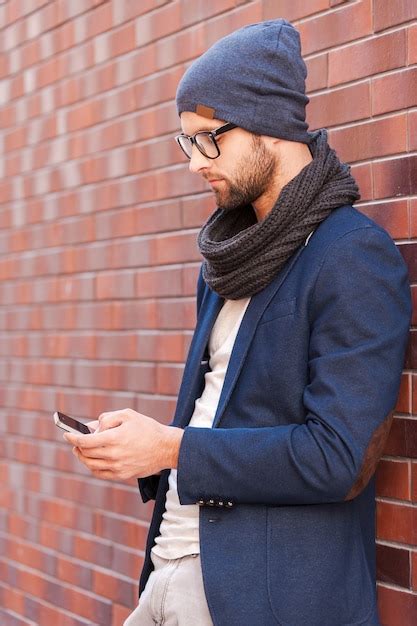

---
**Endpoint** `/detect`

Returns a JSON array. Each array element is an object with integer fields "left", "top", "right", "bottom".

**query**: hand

[{"left": 63, "top": 408, "right": 183, "bottom": 481}]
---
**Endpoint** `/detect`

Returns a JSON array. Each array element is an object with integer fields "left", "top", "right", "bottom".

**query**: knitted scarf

[{"left": 197, "top": 129, "right": 360, "bottom": 300}]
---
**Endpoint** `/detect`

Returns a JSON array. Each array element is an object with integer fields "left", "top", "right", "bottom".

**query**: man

[{"left": 65, "top": 19, "right": 412, "bottom": 626}]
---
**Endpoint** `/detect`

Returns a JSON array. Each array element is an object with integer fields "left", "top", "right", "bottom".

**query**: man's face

[{"left": 180, "top": 111, "right": 278, "bottom": 212}]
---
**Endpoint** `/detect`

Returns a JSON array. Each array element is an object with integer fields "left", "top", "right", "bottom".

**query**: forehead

[{"left": 180, "top": 111, "right": 226, "bottom": 134}]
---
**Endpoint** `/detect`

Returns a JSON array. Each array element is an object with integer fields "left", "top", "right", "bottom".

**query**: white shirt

[{"left": 152, "top": 296, "right": 251, "bottom": 560}]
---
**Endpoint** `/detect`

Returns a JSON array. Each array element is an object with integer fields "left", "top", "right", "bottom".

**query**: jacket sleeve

[
  {"left": 176, "top": 228, "right": 412, "bottom": 507},
  {"left": 137, "top": 264, "right": 206, "bottom": 503}
]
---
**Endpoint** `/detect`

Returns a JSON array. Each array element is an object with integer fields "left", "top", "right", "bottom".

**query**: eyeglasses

[{"left": 175, "top": 122, "right": 237, "bottom": 159}]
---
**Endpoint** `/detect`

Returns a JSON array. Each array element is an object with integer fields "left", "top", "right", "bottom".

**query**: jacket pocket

[
  {"left": 259, "top": 298, "right": 297, "bottom": 325},
  {"left": 266, "top": 503, "right": 376, "bottom": 626}
]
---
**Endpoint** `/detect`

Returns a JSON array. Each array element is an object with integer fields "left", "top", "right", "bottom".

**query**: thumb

[{"left": 97, "top": 411, "right": 125, "bottom": 432}]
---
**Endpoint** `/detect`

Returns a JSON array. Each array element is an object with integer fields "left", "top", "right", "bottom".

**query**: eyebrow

[{"left": 182, "top": 126, "right": 218, "bottom": 135}]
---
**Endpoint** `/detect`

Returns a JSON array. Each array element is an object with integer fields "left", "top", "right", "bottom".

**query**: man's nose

[{"left": 188, "top": 144, "right": 210, "bottom": 174}]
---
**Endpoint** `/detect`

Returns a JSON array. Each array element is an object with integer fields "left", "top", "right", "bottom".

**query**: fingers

[
  {"left": 72, "top": 447, "right": 126, "bottom": 481},
  {"left": 98, "top": 409, "right": 129, "bottom": 431},
  {"left": 63, "top": 409, "right": 127, "bottom": 448},
  {"left": 64, "top": 427, "right": 116, "bottom": 450},
  {"left": 72, "top": 446, "right": 114, "bottom": 468}
]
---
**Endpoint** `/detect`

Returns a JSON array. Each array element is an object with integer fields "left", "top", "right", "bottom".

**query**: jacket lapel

[
  {"left": 212, "top": 246, "right": 305, "bottom": 428},
  {"left": 173, "top": 245, "right": 305, "bottom": 429},
  {"left": 172, "top": 289, "right": 224, "bottom": 428}
]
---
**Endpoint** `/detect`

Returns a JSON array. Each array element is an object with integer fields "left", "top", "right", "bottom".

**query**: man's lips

[{"left": 207, "top": 178, "right": 223, "bottom": 185}]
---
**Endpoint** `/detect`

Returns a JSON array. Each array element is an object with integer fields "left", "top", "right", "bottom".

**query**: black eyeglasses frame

[{"left": 175, "top": 122, "right": 238, "bottom": 160}]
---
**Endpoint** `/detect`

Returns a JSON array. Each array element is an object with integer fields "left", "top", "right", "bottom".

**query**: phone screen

[{"left": 55, "top": 411, "right": 91, "bottom": 435}]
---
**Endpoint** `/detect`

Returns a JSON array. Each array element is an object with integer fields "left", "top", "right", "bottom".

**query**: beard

[{"left": 214, "top": 136, "right": 277, "bottom": 212}]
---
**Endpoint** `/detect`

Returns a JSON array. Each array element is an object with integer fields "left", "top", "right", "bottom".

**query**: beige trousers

[{"left": 124, "top": 551, "right": 214, "bottom": 626}]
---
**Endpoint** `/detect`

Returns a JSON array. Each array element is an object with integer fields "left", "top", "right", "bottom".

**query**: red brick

[
  {"left": 384, "top": 417, "right": 417, "bottom": 458},
  {"left": 20, "top": 38, "right": 41, "bottom": 69},
  {"left": 113, "top": 300, "right": 158, "bottom": 330},
  {"left": 329, "top": 30, "right": 406, "bottom": 87},
  {"left": 409, "top": 110, "right": 417, "bottom": 151},
  {"left": 136, "top": 268, "right": 180, "bottom": 299},
  {"left": 86, "top": 1, "right": 113, "bottom": 39},
  {"left": 358, "top": 200, "right": 409, "bottom": 240},
  {"left": 350, "top": 163, "right": 372, "bottom": 202},
  {"left": 95, "top": 332, "right": 137, "bottom": 360},
  {"left": 413, "top": 375, "right": 417, "bottom": 416},
  {"left": 113, "top": 0, "right": 170, "bottom": 27},
  {"left": 305, "top": 53, "right": 328, "bottom": 93},
  {"left": 410, "top": 199, "right": 417, "bottom": 240},
  {"left": 307, "top": 82, "right": 370, "bottom": 129},
  {"left": 411, "top": 547, "right": 417, "bottom": 590},
  {"left": 80, "top": 155, "right": 106, "bottom": 185},
  {"left": 111, "top": 23, "right": 136, "bottom": 57},
  {"left": 394, "top": 373, "right": 412, "bottom": 414},
  {"left": 411, "top": 287, "right": 417, "bottom": 326},
  {"left": 119, "top": 362, "right": 156, "bottom": 393},
  {"left": 93, "top": 569, "right": 135, "bottom": 605},
  {"left": 0, "top": 104, "right": 15, "bottom": 129},
  {"left": 329, "top": 114, "right": 407, "bottom": 164},
  {"left": 5, "top": 127, "right": 26, "bottom": 153},
  {"left": 374, "top": 0, "right": 417, "bottom": 32},
  {"left": 156, "top": 21, "right": 207, "bottom": 68},
  {"left": 56, "top": 555, "right": 92, "bottom": 588},
  {"left": 135, "top": 65, "right": 184, "bottom": 109},
  {"left": 376, "top": 543, "right": 410, "bottom": 588},
  {"left": 412, "top": 462, "right": 417, "bottom": 503},
  {"left": 377, "top": 585, "right": 417, "bottom": 626},
  {"left": 56, "top": 76, "right": 83, "bottom": 107},
  {"left": 133, "top": 394, "right": 177, "bottom": 425},
  {"left": 137, "top": 201, "right": 183, "bottom": 235},
  {"left": 180, "top": 0, "right": 235, "bottom": 28},
  {"left": 373, "top": 156, "right": 417, "bottom": 200},
  {"left": 10, "top": 75, "right": 24, "bottom": 99},
  {"left": 263, "top": 0, "right": 329, "bottom": 21},
  {"left": 96, "top": 270, "right": 136, "bottom": 300},
  {"left": 405, "top": 328, "right": 417, "bottom": 369},
  {"left": 0, "top": 53, "right": 7, "bottom": 79},
  {"left": 377, "top": 500, "right": 417, "bottom": 544},
  {"left": 156, "top": 363, "right": 184, "bottom": 395},
  {"left": 113, "top": 603, "right": 133, "bottom": 626},
  {"left": 154, "top": 231, "right": 200, "bottom": 264},
  {"left": 54, "top": 20, "right": 75, "bottom": 54},
  {"left": 408, "top": 24, "right": 417, "bottom": 64},
  {"left": 297, "top": 0, "right": 372, "bottom": 55},
  {"left": 229, "top": 1, "right": 263, "bottom": 31},
  {"left": 136, "top": 330, "right": 186, "bottom": 362},
  {"left": 182, "top": 194, "right": 215, "bottom": 228},
  {"left": 93, "top": 62, "right": 116, "bottom": 95},
  {"left": 136, "top": 2, "right": 181, "bottom": 47},
  {"left": 5, "top": 153, "right": 22, "bottom": 178},
  {"left": 372, "top": 68, "right": 417, "bottom": 116},
  {"left": 376, "top": 459, "right": 411, "bottom": 500},
  {"left": 73, "top": 534, "right": 113, "bottom": 569},
  {"left": 37, "top": 55, "right": 67, "bottom": 89},
  {"left": 67, "top": 100, "right": 101, "bottom": 132},
  {"left": 156, "top": 298, "right": 196, "bottom": 329},
  {"left": 94, "top": 512, "right": 149, "bottom": 549}
]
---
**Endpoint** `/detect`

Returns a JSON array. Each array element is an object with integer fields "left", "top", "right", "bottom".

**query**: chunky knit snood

[{"left": 197, "top": 129, "right": 360, "bottom": 299}]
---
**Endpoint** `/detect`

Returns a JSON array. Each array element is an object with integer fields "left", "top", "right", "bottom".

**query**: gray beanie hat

[{"left": 176, "top": 19, "right": 311, "bottom": 144}]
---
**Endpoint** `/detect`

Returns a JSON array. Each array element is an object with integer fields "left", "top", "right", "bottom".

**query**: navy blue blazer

[{"left": 138, "top": 205, "right": 411, "bottom": 626}]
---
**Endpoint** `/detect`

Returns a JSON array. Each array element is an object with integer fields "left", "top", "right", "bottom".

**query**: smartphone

[{"left": 53, "top": 411, "right": 91, "bottom": 435}]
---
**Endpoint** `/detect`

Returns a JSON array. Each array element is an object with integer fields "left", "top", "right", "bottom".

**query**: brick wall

[{"left": 0, "top": 0, "right": 415, "bottom": 624}]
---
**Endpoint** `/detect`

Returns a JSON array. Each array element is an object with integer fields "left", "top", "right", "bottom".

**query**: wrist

[{"left": 161, "top": 426, "right": 184, "bottom": 469}]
